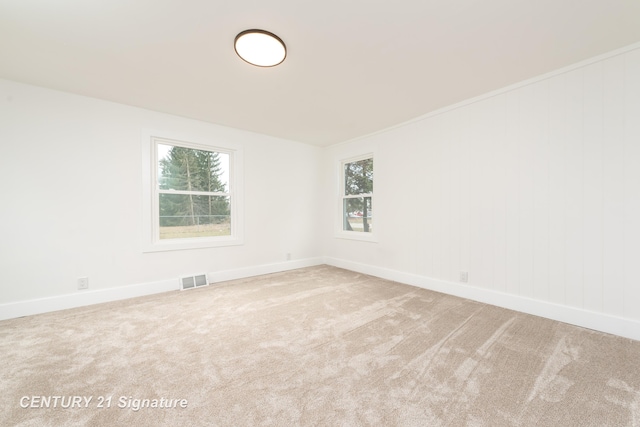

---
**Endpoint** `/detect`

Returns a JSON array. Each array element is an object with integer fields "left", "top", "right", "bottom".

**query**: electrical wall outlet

[
  {"left": 78, "top": 277, "right": 89, "bottom": 290},
  {"left": 286, "top": 253, "right": 291, "bottom": 261},
  {"left": 460, "top": 272, "right": 468, "bottom": 283}
]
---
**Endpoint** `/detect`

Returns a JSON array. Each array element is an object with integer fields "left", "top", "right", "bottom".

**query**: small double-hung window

[{"left": 340, "top": 155, "right": 374, "bottom": 238}]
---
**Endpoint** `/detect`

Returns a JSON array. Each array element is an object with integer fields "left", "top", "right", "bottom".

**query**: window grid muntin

[
  {"left": 152, "top": 138, "right": 234, "bottom": 243},
  {"left": 340, "top": 155, "right": 374, "bottom": 234}
]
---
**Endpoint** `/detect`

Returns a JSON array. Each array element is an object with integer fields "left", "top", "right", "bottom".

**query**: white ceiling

[{"left": 2, "top": 1, "right": 640, "bottom": 146}]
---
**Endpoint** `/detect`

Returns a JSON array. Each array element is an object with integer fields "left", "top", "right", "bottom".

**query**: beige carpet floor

[{"left": 1, "top": 265, "right": 640, "bottom": 426}]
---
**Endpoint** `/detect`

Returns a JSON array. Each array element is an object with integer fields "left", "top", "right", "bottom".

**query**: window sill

[
  {"left": 142, "top": 236, "right": 244, "bottom": 253},
  {"left": 334, "top": 231, "right": 378, "bottom": 243}
]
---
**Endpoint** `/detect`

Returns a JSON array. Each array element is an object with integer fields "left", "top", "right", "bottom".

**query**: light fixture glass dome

[{"left": 234, "top": 29, "right": 286, "bottom": 67}]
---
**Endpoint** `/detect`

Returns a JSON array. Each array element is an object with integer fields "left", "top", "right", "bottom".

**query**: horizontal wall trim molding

[
  {"left": 324, "top": 257, "right": 640, "bottom": 342},
  {"left": 0, "top": 257, "right": 325, "bottom": 321}
]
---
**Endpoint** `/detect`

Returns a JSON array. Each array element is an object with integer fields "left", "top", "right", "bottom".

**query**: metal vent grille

[{"left": 180, "top": 274, "right": 209, "bottom": 290}]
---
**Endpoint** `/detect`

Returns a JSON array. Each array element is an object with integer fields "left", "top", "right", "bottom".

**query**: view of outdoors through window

[
  {"left": 343, "top": 157, "right": 373, "bottom": 233},
  {"left": 157, "top": 143, "right": 231, "bottom": 240}
]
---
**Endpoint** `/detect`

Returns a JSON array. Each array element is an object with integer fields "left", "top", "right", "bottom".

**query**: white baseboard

[
  {"left": 0, "top": 257, "right": 325, "bottom": 321},
  {"left": 324, "top": 257, "right": 640, "bottom": 342},
  {"left": 0, "top": 278, "right": 178, "bottom": 321},
  {"left": 5, "top": 256, "right": 636, "bottom": 342},
  {"left": 208, "top": 257, "right": 325, "bottom": 283}
]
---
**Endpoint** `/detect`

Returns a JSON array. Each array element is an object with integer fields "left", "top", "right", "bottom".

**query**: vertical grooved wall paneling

[{"left": 327, "top": 46, "right": 640, "bottom": 322}]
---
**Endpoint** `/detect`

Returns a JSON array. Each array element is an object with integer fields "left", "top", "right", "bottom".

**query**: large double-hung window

[
  {"left": 142, "top": 132, "right": 243, "bottom": 251},
  {"left": 157, "top": 142, "right": 230, "bottom": 239}
]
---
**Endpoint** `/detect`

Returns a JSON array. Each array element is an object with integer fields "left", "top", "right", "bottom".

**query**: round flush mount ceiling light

[{"left": 234, "top": 29, "right": 286, "bottom": 67}]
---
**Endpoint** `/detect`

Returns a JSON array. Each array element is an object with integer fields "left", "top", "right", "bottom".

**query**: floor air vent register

[{"left": 180, "top": 274, "right": 209, "bottom": 290}]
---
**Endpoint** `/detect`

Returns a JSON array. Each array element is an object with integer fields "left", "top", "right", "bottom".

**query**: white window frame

[
  {"left": 141, "top": 130, "right": 244, "bottom": 252},
  {"left": 336, "top": 152, "right": 377, "bottom": 242}
]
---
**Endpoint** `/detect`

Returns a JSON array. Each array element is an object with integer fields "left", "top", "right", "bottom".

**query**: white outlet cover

[{"left": 78, "top": 277, "right": 89, "bottom": 289}]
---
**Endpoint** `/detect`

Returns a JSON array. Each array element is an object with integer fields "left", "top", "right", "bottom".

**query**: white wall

[
  {"left": 2, "top": 43, "right": 640, "bottom": 341},
  {"left": 0, "top": 79, "right": 322, "bottom": 312},
  {"left": 322, "top": 44, "right": 640, "bottom": 339}
]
